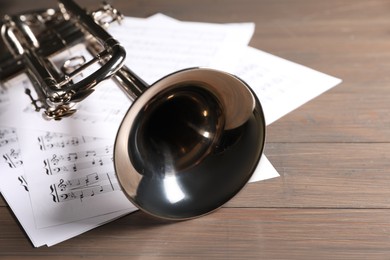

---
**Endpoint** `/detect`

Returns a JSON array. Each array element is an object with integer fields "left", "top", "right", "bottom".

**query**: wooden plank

[
  {"left": 266, "top": 90, "right": 390, "bottom": 143},
  {"left": 249, "top": 1, "right": 390, "bottom": 143},
  {"left": 0, "top": 195, "right": 6, "bottom": 207},
  {"left": 1, "top": 207, "right": 390, "bottom": 259},
  {"left": 258, "top": 19, "right": 390, "bottom": 142},
  {"left": 229, "top": 143, "right": 390, "bottom": 208}
]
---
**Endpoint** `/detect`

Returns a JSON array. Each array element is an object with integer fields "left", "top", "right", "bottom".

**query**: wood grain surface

[{"left": 1, "top": 0, "right": 390, "bottom": 259}]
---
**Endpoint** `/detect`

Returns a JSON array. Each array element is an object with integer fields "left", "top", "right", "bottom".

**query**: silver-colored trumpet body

[{"left": 0, "top": 0, "right": 266, "bottom": 220}]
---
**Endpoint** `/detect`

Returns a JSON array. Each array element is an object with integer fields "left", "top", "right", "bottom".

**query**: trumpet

[{"left": 0, "top": 0, "right": 266, "bottom": 220}]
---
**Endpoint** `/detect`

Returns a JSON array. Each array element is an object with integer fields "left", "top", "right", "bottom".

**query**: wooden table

[{"left": 1, "top": 0, "right": 390, "bottom": 258}]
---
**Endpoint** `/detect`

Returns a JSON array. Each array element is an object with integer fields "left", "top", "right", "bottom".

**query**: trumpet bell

[{"left": 114, "top": 68, "right": 266, "bottom": 220}]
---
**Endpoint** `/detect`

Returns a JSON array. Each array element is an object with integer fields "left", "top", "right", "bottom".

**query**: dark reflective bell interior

[
  {"left": 131, "top": 85, "right": 224, "bottom": 173},
  {"left": 114, "top": 68, "right": 266, "bottom": 220},
  {"left": 126, "top": 86, "right": 264, "bottom": 219}
]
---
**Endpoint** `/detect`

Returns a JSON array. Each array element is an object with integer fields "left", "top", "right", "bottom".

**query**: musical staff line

[
  {"left": 49, "top": 172, "right": 120, "bottom": 203},
  {"left": 43, "top": 146, "right": 113, "bottom": 175}
]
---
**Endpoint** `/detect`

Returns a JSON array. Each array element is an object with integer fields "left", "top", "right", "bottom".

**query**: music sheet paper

[
  {"left": 0, "top": 126, "right": 135, "bottom": 247},
  {"left": 233, "top": 47, "right": 342, "bottom": 125},
  {"left": 0, "top": 14, "right": 342, "bottom": 247},
  {"left": 107, "top": 16, "right": 255, "bottom": 83}
]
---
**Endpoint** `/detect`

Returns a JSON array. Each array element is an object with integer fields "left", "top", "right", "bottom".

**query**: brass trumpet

[{"left": 0, "top": 0, "right": 266, "bottom": 220}]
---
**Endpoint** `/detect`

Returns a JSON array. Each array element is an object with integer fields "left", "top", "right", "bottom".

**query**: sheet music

[
  {"left": 108, "top": 16, "right": 255, "bottom": 83},
  {"left": 0, "top": 168, "right": 133, "bottom": 247},
  {"left": 233, "top": 47, "right": 342, "bottom": 125},
  {"left": 15, "top": 128, "right": 135, "bottom": 228},
  {"left": 0, "top": 126, "right": 136, "bottom": 247}
]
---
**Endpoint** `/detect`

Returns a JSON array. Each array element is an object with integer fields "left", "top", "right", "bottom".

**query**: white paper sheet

[
  {"left": 0, "top": 169, "right": 133, "bottom": 247},
  {"left": 108, "top": 16, "right": 254, "bottom": 83},
  {"left": 0, "top": 126, "right": 136, "bottom": 247},
  {"left": 16, "top": 128, "right": 135, "bottom": 228},
  {"left": 233, "top": 47, "right": 342, "bottom": 125}
]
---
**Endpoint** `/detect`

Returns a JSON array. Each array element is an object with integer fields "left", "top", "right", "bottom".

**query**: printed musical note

[
  {"left": 85, "top": 150, "right": 96, "bottom": 157},
  {"left": 0, "top": 127, "right": 18, "bottom": 148},
  {"left": 91, "top": 158, "right": 106, "bottom": 166},
  {"left": 67, "top": 152, "right": 78, "bottom": 161}
]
